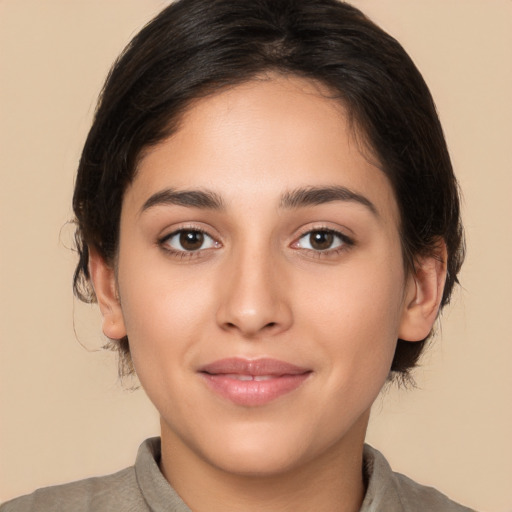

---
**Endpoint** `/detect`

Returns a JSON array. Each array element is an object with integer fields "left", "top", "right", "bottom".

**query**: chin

[
  {"left": 209, "top": 443, "right": 307, "bottom": 477},
  {"left": 195, "top": 419, "right": 339, "bottom": 478}
]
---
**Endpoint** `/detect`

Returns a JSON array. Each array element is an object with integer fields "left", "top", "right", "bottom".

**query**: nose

[{"left": 216, "top": 248, "right": 293, "bottom": 338}]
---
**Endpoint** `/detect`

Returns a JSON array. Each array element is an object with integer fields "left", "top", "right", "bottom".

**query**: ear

[
  {"left": 398, "top": 241, "right": 447, "bottom": 342},
  {"left": 88, "top": 249, "right": 127, "bottom": 340}
]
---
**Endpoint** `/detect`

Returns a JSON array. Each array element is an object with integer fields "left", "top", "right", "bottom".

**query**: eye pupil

[
  {"left": 180, "top": 230, "right": 204, "bottom": 250},
  {"left": 310, "top": 231, "right": 334, "bottom": 250}
]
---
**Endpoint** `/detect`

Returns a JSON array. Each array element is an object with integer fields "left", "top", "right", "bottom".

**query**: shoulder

[
  {"left": 363, "top": 445, "right": 478, "bottom": 512},
  {"left": 0, "top": 438, "right": 186, "bottom": 512},
  {"left": 391, "top": 470, "right": 477, "bottom": 512},
  {"left": 0, "top": 466, "right": 148, "bottom": 512}
]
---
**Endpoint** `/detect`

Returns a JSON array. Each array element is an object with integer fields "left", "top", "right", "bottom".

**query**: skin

[{"left": 90, "top": 74, "right": 446, "bottom": 512}]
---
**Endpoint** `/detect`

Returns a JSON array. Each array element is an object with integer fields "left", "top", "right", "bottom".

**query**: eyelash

[
  {"left": 293, "top": 227, "right": 354, "bottom": 257},
  {"left": 158, "top": 226, "right": 354, "bottom": 260},
  {"left": 159, "top": 227, "right": 219, "bottom": 260}
]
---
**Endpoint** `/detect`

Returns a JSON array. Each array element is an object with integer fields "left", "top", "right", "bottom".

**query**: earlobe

[
  {"left": 88, "top": 249, "right": 127, "bottom": 340},
  {"left": 398, "top": 242, "right": 447, "bottom": 342}
]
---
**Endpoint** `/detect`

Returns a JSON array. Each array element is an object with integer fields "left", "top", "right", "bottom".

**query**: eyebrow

[
  {"left": 140, "top": 185, "right": 377, "bottom": 216},
  {"left": 279, "top": 186, "right": 378, "bottom": 215},
  {"left": 140, "top": 188, "right": 225, "bottom": 214}
]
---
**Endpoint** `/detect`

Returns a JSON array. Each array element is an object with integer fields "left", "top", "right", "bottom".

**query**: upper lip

[{"left": 199, "top": 358, "right": 310, "bottom": 376}]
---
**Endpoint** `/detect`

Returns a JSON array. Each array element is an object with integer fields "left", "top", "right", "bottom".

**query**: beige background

[{"left": 1, "top": 0, "right": 511, "bottom": 510}]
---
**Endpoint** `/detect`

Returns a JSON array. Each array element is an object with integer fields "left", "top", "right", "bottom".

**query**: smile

[
  {"left": 222, "top": 374, "right": 275, "bottom": 381},
  {"left": 199, "top": 358, "right": 312, "bottom": 407}
]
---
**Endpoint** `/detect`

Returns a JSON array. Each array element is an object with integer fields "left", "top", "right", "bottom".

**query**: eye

[
  {"left": 295, "top": 229, "right": 349, "bottom": 252},
  {"left": 162, "top": 229, "right": 217, "bottom": 252}
]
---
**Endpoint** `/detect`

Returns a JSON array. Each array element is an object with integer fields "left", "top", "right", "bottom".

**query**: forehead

[{"left": 128, "top": 74, "right": 399, "bottom": 224}]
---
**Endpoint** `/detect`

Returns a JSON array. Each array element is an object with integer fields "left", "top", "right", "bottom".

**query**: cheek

[
  {"left": 296, "top": 254, "right": 405, "bottom": 375},
  {"left": 116, "top": 255, "right": 218, "bottom": 374}
]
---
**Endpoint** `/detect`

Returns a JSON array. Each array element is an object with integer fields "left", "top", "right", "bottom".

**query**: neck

[{"left": 159, "top": 413, "right": 369, "bottom": 512}]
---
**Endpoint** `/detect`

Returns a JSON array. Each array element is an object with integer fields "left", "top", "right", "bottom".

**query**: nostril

[{"left": 223, "top": 321, "right": 277, "bottom": 332}]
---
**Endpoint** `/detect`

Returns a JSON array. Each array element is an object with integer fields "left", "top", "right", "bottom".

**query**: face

[{"left": 109, "top": 75, "right": 418, "bottom": 476}]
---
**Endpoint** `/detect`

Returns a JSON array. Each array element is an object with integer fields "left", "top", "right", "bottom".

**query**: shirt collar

[{"left": 135, "top": 438, "right": 404, "bottom": 512}]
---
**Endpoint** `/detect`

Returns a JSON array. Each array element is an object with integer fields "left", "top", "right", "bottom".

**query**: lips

[{"left": 199, "top": 358, "right": 311, "bottom": 406}]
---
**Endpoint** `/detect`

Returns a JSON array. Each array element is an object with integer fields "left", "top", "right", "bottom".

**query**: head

[{"left": 73, "top": 0, "right": 464, "bottom": 380}]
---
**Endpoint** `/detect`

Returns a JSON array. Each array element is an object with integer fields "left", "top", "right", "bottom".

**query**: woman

[{"left": 1, "top": 0, "right": 476, "bottom": 510}]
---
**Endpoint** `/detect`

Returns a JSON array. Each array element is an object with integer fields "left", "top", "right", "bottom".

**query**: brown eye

[
  {"left": 309, "top": 231, "right": 334, "bottom": 250},
  {"left": 295, "top": 229, "right": 348, "bottom": 252},
  {"left": 163, "top": 229, "right": 216, "bottom": 252},
  {"left": 180, "top": 230, "right": 204, "bottom": 250}
]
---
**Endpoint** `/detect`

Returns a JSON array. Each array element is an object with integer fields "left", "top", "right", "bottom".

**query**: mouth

[{"left": 198, "top": 358, "right": 312, "bottom": 407}]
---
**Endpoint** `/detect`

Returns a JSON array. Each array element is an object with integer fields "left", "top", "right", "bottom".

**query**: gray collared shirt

[{"left": 0, "top": 438, "right": 477, "bottom": 511}]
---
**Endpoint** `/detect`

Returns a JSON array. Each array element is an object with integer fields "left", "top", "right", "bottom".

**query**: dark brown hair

[{"left": 73, "top": 0, "right": 464, "bottom": 379}]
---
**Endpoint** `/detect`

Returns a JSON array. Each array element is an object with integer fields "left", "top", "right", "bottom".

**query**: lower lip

[{"left": 201, "top": 373, "right": 311, "bottom": 406}]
